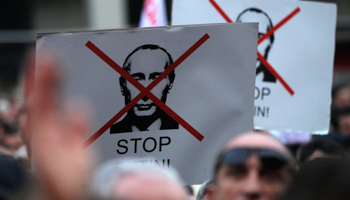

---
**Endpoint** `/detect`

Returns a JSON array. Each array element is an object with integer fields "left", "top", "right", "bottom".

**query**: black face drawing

[
  {"left": 110, "top": 44, "right": 178, "bottom": 134},
  {"left": 237, "top": 8, "right": 276, "bottom": 83}
]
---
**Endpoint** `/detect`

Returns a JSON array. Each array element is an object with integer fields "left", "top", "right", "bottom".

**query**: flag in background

[{"left": 139, "top": 0, "right": 168, "bottom": 27}]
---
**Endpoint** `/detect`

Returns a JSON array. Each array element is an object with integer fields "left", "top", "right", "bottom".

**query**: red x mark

[
  {"left": 209, "top": 0, "right": 300, "bottom": 96},
  {"left": 82, "top": 34, "right": 210, "bottom": 148}
]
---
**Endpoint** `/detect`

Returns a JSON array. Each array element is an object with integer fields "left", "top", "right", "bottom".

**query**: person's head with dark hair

[
  {"left": 0, "top": 117, "right": 21, "bottom": 153},
  {"left": 206, "top": 132, "right": 295, "bottom": 200},
  {"left": 280, "top": 158, "right": 350, "bottom": 200},
  {"left": 334, "top": 107, "right": 350, "bottom": 137},
  {"left": 119, "top": 44, "right": 175, "bottom": 117},
  {"left": 0, "top": 117, "right": 18, "bottom": 148},
  {"left": 298, "top": 137, "right": 345, "bottom": 164},
  {"left": 236, "top": 8, "right": 274, "bottom": 66},
  {"left": 331, "top": 83, "right": 350, "bottom": 109}
]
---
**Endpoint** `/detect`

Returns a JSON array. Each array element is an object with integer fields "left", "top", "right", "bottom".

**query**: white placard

[
  {"left": 172, "top": 0, "right": 337, "bottom": 134},
  {"left": 36, "top": 23, "right": 258, "bottom": 184}
]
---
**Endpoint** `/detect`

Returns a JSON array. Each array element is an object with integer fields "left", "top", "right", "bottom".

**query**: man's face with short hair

[
  {"left": 123, "top": 49, "right": 171, "bottom": 117},
  {"left": 213, "top": 153, "right": 292, "bottom": 200},
  {"left": 338, "top": 115, "right": 350, "bottom": 136}
]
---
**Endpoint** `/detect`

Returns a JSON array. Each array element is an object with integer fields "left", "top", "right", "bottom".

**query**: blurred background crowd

[{"left": 0, "top": 0, "right": 350, "bottom": 200}]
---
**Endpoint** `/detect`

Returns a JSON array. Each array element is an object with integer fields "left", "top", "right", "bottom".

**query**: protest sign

[
  {"left": 36, "top": 23, "right": 258, "bottom": 184},
  {"left": 172, "top": 0, "right": 337, "bottom": 134}
]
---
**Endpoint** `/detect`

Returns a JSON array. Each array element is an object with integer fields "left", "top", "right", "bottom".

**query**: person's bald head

[
  {"left": 208, "top": 132, "right": 295, "bottom": 200},
  {"left": 214, "top": 132, "right": 296, "bottom": 176},
  {"left": 223, "top": 132, "right": 294, "bottom": 161}
]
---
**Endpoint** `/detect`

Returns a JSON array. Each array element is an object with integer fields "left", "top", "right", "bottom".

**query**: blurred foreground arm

[{"left": 29, "top": 52, "right": 93, "bottom": 200}]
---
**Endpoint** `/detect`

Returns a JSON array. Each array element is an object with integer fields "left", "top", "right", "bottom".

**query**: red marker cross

[
  {"left": 209, "top": 0, "right": 300, "bottom": 96},
  {"left": 82, "top": 34, "right": 210, "bottom": 148}
]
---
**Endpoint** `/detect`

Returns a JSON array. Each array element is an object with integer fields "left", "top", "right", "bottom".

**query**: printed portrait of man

[
  {"left": 236, "top": 8, "right": 276, "bottom": 83},
  {"left": 110, "top": 44, "right": 179, "bottom": 134}
]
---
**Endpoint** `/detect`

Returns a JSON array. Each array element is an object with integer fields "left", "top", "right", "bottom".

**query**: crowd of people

[{"left": 0, "top": 50, "right": 350, "bottom": 200}]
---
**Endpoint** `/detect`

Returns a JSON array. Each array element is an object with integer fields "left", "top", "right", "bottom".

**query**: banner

[
  {"left": 172, "top": 0, "right": 337, "bottom": 134},
  {"left": 36, "top": 23, "right": 258, "bottom": 184},
  {"left": 139, "top": 0, "right": 168, "bottom": 27}
]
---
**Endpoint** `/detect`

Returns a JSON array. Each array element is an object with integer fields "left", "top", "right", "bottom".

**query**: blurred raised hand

[{"left": 29, "top": 51, "right": 94, "bottom": 200}]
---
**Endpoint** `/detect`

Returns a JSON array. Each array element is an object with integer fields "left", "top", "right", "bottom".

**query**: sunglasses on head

[{"left": 220, "top": 148, "right": 289, "bottom": 170}]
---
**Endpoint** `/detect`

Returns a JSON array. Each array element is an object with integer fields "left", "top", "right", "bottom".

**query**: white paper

[
  {"left": 172, "top": 0, "right": 337, "bottom": 134},
  {"left": 36, "top": 23, "right": 258, "bottom": 184}
]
